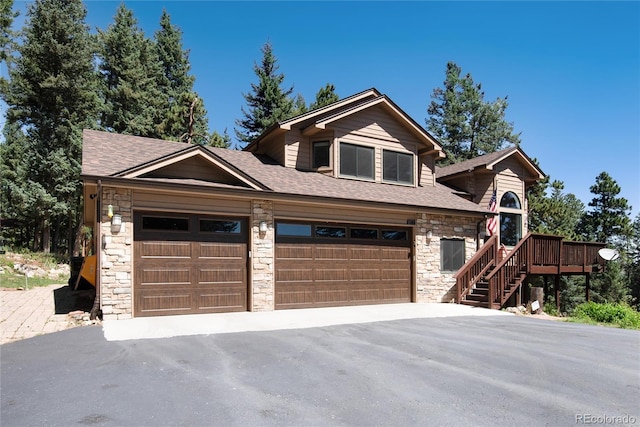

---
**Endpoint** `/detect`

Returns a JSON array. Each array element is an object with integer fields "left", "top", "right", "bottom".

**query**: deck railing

[
  {"left": 457, "top": 233, "right": 606, "bottom": 309},
  {"left": 454, "top": 235, "right": 498, "bottom": 304}
]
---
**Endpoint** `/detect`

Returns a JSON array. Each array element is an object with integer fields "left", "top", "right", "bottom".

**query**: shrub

[{"left": 571, "top": 302, "right": 640, "bottom": 329}]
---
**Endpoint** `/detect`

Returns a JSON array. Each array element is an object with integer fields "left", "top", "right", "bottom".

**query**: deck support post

[
  {"left": 555, "top": 275, "right": 561, "bottom": 314},
  {"left": 585, "top": 274, "right": 590, "bottom": 302}
]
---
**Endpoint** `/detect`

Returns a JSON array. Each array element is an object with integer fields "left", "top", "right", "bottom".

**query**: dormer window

[
  {"left": 340, "top": 143, "right": 374, "bottom": 180},
  {"left": 383, "top": 149, "right": 414, "bottom": 185},
  {"left": 312, "top": 141, "right": 330, "bottom": 169}
]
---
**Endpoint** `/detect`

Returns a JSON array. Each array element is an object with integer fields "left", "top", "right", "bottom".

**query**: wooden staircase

[{"left": 455, "top": 233, "right": 606, "bottom": 310}]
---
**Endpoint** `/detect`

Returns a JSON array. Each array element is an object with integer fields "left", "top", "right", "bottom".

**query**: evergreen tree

[
  {"left": 577, "top": 172, "right": 633, "bottom": 303},
  {"left": 628, "top": 214, "right": 640, "bottom": 309},
  {"left": 3, "top": 0, "right": 100, "bottom": 253},
  {"left": 309, "top": 83, "right": 339, "bottom": 110},
  {"left": 154, "top": 9, "right": 209, "bottom": 144},
  {"left": 426, "top": 62, "right": 520, "bottom": 164},
  {"left": 209, "top": 129, "right": 231, "bottom": 148},
  {"left": 528, "top": 179, "right": 584, "bottom": 239},
  {"left": 0, "top": 0, "right": 17, "bottom": 97},
  {"left": 291, "top": 93, "right": 307, "bottom": 116},
  {"left": 98, "top": 4, "right": 164, "bottom": 137},
  {"left": 578, "top": 172, "right": 632, "bottom": 244},
  {"left": 235, "top": 41, "right": 293, "bottom": 145}
]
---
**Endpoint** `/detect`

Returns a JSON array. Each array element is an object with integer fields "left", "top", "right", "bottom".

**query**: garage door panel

[
  {"left": 315, "top": 246, "right": 348, "bottom": 260},
  {"left": 139, "top": 241, "right": 192, "bottom": 258},
  {"left": 315, "top": 289, "right": 349, "bottom": 304},
  {"left": 351, "top": 287, "right": 381, "bottom": 302},
  {"left": 276, "top": 287, "right": 314, "bottom": 307},
  {"left": 381, "top": 247, "right": 409, "bottom": 260},
  {"left": 350, "top": 247, "right": 381, "bottom": 260},
  {"left": 315, "top": 268, "right": 348, "bottom": 282},
  {"left": 138, "top": 267, "right": 191, "bottom": 286},
  {"left": 382, "top": 268, "right": 411, "bottom": 281},
  {"left": 198, "top": 268, "right": 245, "bottom": 285},
  {"left": 276, "top": 245, "right": 313, "bottom": 260},
  {"left": 350, "top": 268, "right": 381, "bottom": 281},
  {"left": 138, "top": 292, "right": 192, "bottom": 314},
  {"left": 276, "top": 268, "right": 313, "bottom": 283},
  {"left": 197, "top": 289, "right": 246, "bottom": 311},
  {"left": 198, "top": 242, "right": 245, "bottom": 259}
]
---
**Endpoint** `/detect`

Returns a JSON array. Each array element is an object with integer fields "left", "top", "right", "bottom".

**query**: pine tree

[
  {"left": 628, "top": 214, "right": 640, "bottom": 309},
  {"left": 427, "top": 62, "right": 520, "bottom": 164},
  {"left": 577, "top": 172, "right": 633, "bottom": 303},
  {"left": 3, "top": 0, "right": 100, "bottom": 253},
  {"left": 235, "top": 41, "right": 293, "bottom": 145},
  {"left": 309, "top": 83, "right": 339, "bottom": 110},
  {"left": 528, "top": 179, "right": 584, "bottom": 239},
  {"left": 154, "top": 9, "right": 209, "bottom": 144},
  {"left": 98, "top": 4, "right": 164, "bottom": 137},
  {"left": 0, "top": 0, "right": 17, "bottom": 97},
  {"left": 209, "top": 129, "right": 231, "bottom": 148}
]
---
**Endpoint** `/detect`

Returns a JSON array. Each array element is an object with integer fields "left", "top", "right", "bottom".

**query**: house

[{"left": 80, "top": 88, "right": 601, "bottom": 320}]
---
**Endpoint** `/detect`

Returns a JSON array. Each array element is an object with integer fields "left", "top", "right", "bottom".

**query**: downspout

[{"left": 90, "top": 180, "right": 102, "bottom": 320}]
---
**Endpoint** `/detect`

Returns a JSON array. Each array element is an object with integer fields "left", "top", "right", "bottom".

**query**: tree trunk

[{"left": 530, "top": 287, "right": 544, "bottom": 314}]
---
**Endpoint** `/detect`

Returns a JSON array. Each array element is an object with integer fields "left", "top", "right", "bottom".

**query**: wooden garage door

[
  {"left": 134, "top": 212, "right": 247, "bottom": 317},
  {"left": 275, "top": 222, "right": 412, "bottom": 309}
]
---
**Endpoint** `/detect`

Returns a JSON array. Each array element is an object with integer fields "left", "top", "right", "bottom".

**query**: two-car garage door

[
  {"left": 133, "top": 212, "right": 412, "bottom": 317},
  {"left": 274, "top": 222, "right": 412, "bottom": 309}
]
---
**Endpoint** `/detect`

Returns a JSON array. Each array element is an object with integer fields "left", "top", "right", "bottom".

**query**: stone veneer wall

[
  {"left": 415, "top": 213, "right": 479, "bottom": 303},
  {"left": 251, "top": 200, "right": 274, "bottom": 311},
  {"left": 99, "top": 186, "right": 133, "bottom": 320}
]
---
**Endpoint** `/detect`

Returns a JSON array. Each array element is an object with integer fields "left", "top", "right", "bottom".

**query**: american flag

[{"left": 486, "top": 189, "right": 498, "bottom": 236}]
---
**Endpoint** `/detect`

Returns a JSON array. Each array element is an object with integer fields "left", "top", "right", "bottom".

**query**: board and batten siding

[{"left": 133, "top": 190, "right": 251, "bottom": 216}]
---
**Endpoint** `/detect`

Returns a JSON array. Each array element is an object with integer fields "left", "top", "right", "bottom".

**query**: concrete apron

[{"left": 103, "top": 303, "right": 513, "bottom": 341}]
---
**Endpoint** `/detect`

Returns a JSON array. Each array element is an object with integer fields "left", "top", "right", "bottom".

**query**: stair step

[
  {"left": 460, "top": 299, "right": 490, "bottom": 308},
  {"left": 466, "top": 293, "right": 488, "bottom": 302}
]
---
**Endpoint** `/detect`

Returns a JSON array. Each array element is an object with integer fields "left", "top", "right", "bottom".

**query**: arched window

[
  {"left": 499, "top": 192, "right": 522, "bottom": 246},
  {"left": 500, "top": 192, "right": 521, "bottom": 209}
]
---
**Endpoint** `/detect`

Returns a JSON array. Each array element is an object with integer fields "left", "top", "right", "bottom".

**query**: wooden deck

[{"left": 455, "top": 233, "right": 606, "bottom": 309}]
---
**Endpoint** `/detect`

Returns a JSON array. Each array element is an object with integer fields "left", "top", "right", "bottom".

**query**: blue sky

[{"left": 8, "top": 1, "right": 640, "bottom": 219}]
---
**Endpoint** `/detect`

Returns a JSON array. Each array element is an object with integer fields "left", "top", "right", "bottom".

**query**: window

[
  {"left": 312, "top": 141, "right": 330, "bottom": 168},
  {"left": 383, "top": 150, "right": 414, "bottom": 184},
  {"left": 499, "top": 192, "right": 522, "bottom": 246},
  {"left": 500, "top": 213, "right": 522, "bottom": 246},
  {"left": 382, "top": 230, "right": 408, "bottom": 241},
  {"left": 500, "top": 192, "right": 521, "bottom": 209},
  {"left": 340, "top": 143, "right": 374, "bottom": 179},
  {"left": 315, "top": 226, "right": 346, "bottom": 238},
  {"left": 441, "top": 239, "right": 465, "bottom": 271},
  {"left": 276, "top": 223, "right": 312, "bottom": 237},
  {"left": 142, "top": 216, "right": 189, "bottom": 231},
  {"left": 200, "top": 220, "right": 241, "bottom": 234},
  {"left": 350, "top": 228, "right": 378, "bottom": 239}
]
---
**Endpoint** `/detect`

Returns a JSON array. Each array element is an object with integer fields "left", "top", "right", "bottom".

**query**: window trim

[
  {"left": 339, "top": 142, "right": 375, "bottom": 181},
  {"left": 382, "top": 149, "right": 415, "bottom": 185}
]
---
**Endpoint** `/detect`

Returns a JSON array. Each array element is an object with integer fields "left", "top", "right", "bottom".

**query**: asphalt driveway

[{"left": 1, "top": 316, "right": 639, "bottom": 427}]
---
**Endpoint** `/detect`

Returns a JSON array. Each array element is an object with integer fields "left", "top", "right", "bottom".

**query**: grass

[
  {"left": 0, "top": 252, "right": 70, "bottom": 289},
  {"left": 568, "top": 302, "right": 640, "bottom": 330}
]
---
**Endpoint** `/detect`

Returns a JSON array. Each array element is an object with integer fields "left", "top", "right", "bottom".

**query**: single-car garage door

[
  {"left": 134, "top": 212, "right": 247, "bottom": 317},
  {"left": 275, "top": 221, "right": 412, "bottom": 309}
]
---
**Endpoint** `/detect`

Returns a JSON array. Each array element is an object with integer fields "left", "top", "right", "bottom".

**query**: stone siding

[
  {"left": 251, "top": 200, "right": 274, "bottom": 311},
  {"left": 99, "top": 187, "right": 133, "bottom": 320},
  {"left": 415, "top": 213, "right": 479, "bottom": 303}
]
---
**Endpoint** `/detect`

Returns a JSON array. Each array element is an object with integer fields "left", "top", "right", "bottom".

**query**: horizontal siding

[
  {"left": 145, "top": 156, "right": 239, "bottom": 184},
  {"left": 497, "top": 174, "right": 524, "bottom": 207},
  {"left": 133, "top": 190, "right": 251, "bottom": 215},
  {"left": 332, "top": 105, "right": 419, "bottom": 150},
  {"left": 274, "top": 201, "right": 412, "bottom": 225},
  {"left": 495, "top": 157, "right": 526, "bottom": 177},
  {"left": 418, "top": 156, "right": 435, "bottom": 187}
]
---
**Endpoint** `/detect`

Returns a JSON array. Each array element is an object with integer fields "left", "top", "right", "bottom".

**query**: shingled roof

[
  {"left": 435, "top": 146, "right": 544, "bottom": 180},
  {"left": 82, "top": 130, "right": 489, "bottom": 215}
]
